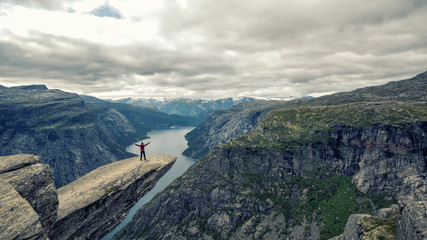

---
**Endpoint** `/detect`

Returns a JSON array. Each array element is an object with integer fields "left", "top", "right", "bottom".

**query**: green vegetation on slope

[
  {"left": 229, "top": 102, "right": 427, "bottom": 149},
  {"left": 242, "top": 174, "right": 397, "bottom": 240},
  {"left": 359, "top": 210, "right": 401, "bottom": 240},
  {"left": 218, "top": 101, "right": 420, "bottom": 239}
]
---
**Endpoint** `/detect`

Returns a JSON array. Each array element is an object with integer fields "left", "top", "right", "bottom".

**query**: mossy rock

[{"left": 359, "top": 209, "right": 400, "bottom": 240}]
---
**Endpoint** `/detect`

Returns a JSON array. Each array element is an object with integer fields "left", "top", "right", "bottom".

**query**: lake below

[{"left": 101, "top": 127, "right": 197, "bottom": 239}]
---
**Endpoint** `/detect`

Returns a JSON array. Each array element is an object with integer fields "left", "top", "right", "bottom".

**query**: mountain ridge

[
  {"left": 183, "top": 71, "right": 427, "bottom": 159},
  {"left": 114, "top": 72, "right": 427, "bottom": 240},
  {"left": 0, "top": 86, "right": 195, "bottom": 187},
  {"left": 115, "top": 97, "right": 257, "bottom": 118}
]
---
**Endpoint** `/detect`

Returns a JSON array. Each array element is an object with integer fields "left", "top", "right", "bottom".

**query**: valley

[
  {"left": 0, "top": 72, "right": 426, "bottom": 240},
  {"left": 102, "top": 127, "right": 196, "bottom": 239},
  {"left": 1, "top": 1, "right": 426, "bottom": 239},
  {"left": 113, "top": 72, "right": 427, "bottom": 239},
  {"left": 0, "top": 85, "right": 196, "bottom": 187}
]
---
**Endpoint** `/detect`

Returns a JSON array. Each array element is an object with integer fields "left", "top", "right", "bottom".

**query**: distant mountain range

[
  {"left": 115, "top": 97, "right": 256, "bottom": 118},
  {"left": 80, "top": 95, "right": 198, "bottom": 137},
  {"left": 114, "top": 96, "right": 314, "bottom": 123}
]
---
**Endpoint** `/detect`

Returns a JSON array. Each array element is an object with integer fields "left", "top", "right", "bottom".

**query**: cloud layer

[{"left": 1, "top": 0, "right": 426, "bottom": 99}]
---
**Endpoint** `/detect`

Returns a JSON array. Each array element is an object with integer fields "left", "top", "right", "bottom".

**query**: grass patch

[
  {"left": 240, "top": 174, "right": 397, "bottom": 240},
  {"left": 228, "top": 102, "right": 427, "bottom": 149},
  {"left": 103, "top": 185, "right": 119, "bottom": 197}
]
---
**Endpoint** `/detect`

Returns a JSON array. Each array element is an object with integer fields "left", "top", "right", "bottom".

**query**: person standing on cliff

[{"left": 135, "top": 141, "right": 150, "bottom": 161}]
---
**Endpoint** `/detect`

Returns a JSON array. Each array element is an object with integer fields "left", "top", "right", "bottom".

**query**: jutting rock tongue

[{"left": 49, "top": 154, "right": 176, "bottom": 240}]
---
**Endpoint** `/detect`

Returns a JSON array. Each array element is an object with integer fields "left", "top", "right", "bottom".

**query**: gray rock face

[
  {"left": 0, "top": 87, "right": 137, "bottom": 187},
  {"left": 398, "top": 199, "right": 427, "bottom": 240},
  {"left": 396, "top": 173, "right": 427, "bottom": 240},
  {"left": 183, "top": 100, "right": 280, "bottom": 159},
  {"left": 342, "top": 214, "right": 371, "bottom": 240},
  {"left": 342, "top": 122, "right": 426, "bottom": 195},
  {"left": 114, "top": 121, "right": 426, "bottom": 239},
  {"left": 0, "top": 180, "right": 45, "bottom": 240},
  {"left": 348, "top": 122, "right": 426, "bottom": 240},
  {"left": 81, "top": 94, "right": 198, "bottom": 137},
  {"left": 96, "top": 108, "right": 137, "bottom": 143},
  {"left": 0, "top": 154, "right": 58, "bottom": 239},
  {"left": 333, "top": 205, "right": 401, "bottom": 240},
  {"left": 0, "top": 153, "right": 176, "bottom": 240},
  {"left": 49, "top": 154, "right": 176, "bottom": 240}
]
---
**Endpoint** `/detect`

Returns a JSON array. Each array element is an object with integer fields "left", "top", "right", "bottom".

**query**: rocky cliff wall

[
  {"left": 183, "top": 100, "right": 280, "bottom": 159},
  {"left": 114, "top": 121, "right": 426, "bottom": 240},
  {"left": 332, "top": 122, "right": 426, "bottom": 195},
  {"left": 0, "top": 154, "right": 58, "bottom": 239},
  {"left": 0, "top": 180, "right": 46, "bottom": 240},
  {"left": 0, "top": 87, "right": 137, "bottom": 187},
  {"left": 115, "top": 72, "right": 427, "bottom": 239},
  {"left": 81, "top": 94, "right": 199, "bottom": 137},
  {"left": 396, "top": 173, "right": 427, "bottom": 240}
]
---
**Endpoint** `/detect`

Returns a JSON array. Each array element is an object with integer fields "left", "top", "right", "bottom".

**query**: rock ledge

[{"left": 50, "top": 154, "right": 176, "bottom": 240}]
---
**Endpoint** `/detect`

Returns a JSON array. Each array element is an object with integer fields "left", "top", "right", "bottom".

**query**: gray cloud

[
  {"left": 1, "top": 0, "right": 427, "bottom": 99},
  {"left": 2, "top": 0, "right": 71, "bottom": 10}
]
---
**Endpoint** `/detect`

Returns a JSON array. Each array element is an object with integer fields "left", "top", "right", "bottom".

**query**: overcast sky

[{"left": 0, "top": 0, "right": 426, "bottom": 99}]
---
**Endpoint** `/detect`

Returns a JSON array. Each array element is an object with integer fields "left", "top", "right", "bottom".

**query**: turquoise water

[{"left": 101, "top": 127, "right": 196, "bottom": 239}]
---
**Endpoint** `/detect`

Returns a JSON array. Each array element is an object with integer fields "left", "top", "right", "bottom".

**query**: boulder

[{"left": 0, "top": 154, "right": 58, "bottom": 238}]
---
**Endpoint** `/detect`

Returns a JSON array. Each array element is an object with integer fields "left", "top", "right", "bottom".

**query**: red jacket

[{"left": 135, "top": 142, "right": 150, "bottom": 152}]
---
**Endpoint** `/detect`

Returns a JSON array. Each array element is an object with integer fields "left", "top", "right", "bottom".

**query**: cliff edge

[
  {"left": 49, "top": 154, "right": 176, "bottom": 240},
  {"left": 0, "top": 153, "right": 176, "bottom": 240}
]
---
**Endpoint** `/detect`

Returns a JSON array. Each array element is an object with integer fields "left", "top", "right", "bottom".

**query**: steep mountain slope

[
  {"left": 184, "top": 72, "right": 427, "bottom": 159},
  {"left": 114, "top": 72, "right": 426, "bottom": 239},
  {"left": 0, "top": 86, "right": 138, "bottom": 187},
  {"left": 82, "top": 95, "right": 198, "bottom": 137},
  {"left": 0, "top": 86, "right": 195, "bottom": 187},
  {"left": 183, "top": 100, "right": 281, "bottom": 159}
]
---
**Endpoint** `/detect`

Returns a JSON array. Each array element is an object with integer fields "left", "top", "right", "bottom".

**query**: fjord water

[{"left": 101, "top": 127, "right": 196, "bottom": 240}]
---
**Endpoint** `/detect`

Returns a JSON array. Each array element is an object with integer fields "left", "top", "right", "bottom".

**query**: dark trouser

[{"left": 140, "top": 151, "right": 146, "bottom": 160}]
